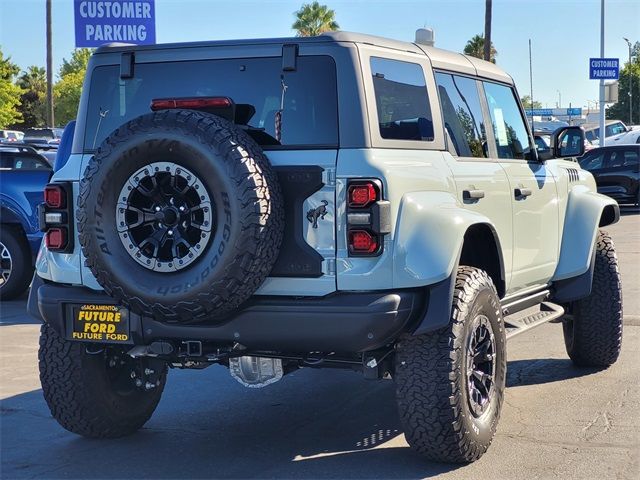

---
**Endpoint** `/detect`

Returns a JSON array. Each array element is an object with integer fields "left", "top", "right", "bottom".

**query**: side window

[
  {"left": 606, "top": 123, "right": 626, "bottom": 136},
  {"left": 622, "top": 149, "right": 639, "bottom": 167},
  {"left": 483, "top": 82, "right": 533, "bottom": 160},
  {"left": 579, "top": 151, "right": 605, "bottom": 170},
  {"left": 370, "top": 57, "right": 434, "bottom": 141},
  {"left": 435, "top": 73, "right": 487, "bottom": 157}
]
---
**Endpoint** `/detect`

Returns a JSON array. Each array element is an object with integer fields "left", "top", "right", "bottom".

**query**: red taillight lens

[
  {"left": 150, "top": 97, "right": 232, "bottom": 111},
  {"left": 349, "top": 230, "right": 378, "bottom": 254},
  {"left": 348, "top": 183, "right": 377, "bottom": 208},
  {"left": 44, "top": 185, "right": 65, "bottom": 208},
  {"left": 45, "top": 228, "right": 67, "bottom": 250}
]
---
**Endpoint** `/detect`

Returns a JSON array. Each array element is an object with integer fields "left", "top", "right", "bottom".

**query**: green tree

[
  {"left": 59, "top": 48, "right": 92, "bottom": 77},
  {"left": 606, "top": 41, "right": 640, "bottom": 124},
  {"left": 17, "top": 66, "right": 47, "bottom": 129},
  {"left": 292, "top": 1, "right": 339, "bottom": 37},
  {"left": 463, "top": 34, "right": 497, "bottom": 63},
  {"left": 0, "top": 48, "right": 24, "bottom": 128},
  {"left": 54, "top": 70, "right": 84, "bottom": 125},
  {"left": 521, "top": 95, "right": 542, "bottom": 110},
  {"left": 53, "top": 48, "right": 92, "bottom": 125}
]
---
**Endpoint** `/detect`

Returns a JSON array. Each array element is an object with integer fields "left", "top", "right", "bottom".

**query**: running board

[{"left": 504, "top": 302, "right": 565, "bottom": 340}]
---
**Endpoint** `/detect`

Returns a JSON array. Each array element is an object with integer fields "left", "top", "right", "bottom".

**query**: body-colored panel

[
  {"left": 499, "top": 161, "right": 559, "bottom": 291},
  {"left": 552, "top": 183, "right": 618, "bottom": 281}
]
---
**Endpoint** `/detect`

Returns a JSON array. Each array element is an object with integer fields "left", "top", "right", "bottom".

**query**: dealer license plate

[{"left": 69, "top": 304, "right": 132, "bottom": 344}]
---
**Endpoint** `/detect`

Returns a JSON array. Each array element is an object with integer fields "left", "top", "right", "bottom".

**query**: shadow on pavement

[
  {"left": 507, "top": 358, "right": 603, "bottom": 388},
  {"left": 1, "top": 367, "right": 463, "bottom": 479},
  {"left": 0, "top": 291, "right": 38, "bottom": 326}
]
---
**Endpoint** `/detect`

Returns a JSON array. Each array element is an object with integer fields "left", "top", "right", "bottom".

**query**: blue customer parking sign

[
  {"left": 589, "top": 58, "right": 619, "bottom": 80},
  {"left": 74, "top": 0, "right": 156, "bottom": 48}
]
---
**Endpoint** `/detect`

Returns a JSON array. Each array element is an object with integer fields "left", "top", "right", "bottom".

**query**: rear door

[
  {"left": 435, "top": 72, "right": 513, "bottom": 289},
  {"left": 481, "top": 81, "right": 559, "bottom": 290}
]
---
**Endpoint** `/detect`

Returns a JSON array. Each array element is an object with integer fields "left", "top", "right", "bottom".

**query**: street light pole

[
  {"left": 599, "top": 0, "right": 605, "bottom": 147},
  {"left": 46, "top": 0, "right": 54, "bottom": 127},
  {"left": 624, "top": 37, "right": 632, "bottom": 124}
]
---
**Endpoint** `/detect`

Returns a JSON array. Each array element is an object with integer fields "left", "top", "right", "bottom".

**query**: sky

[{"left": 1, "top": 0, "right": 639, "bottom": 111}]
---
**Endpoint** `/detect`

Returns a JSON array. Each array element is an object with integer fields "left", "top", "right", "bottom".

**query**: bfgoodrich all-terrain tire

[
  {"left": 563, "top": 230, "right": 623, "bottom": 367},
  {"left": 39, "top": 323, "right": 166, "bottom": 438},
  {"left": 395, "top": 267, "right": 506, "bottom": 463},
  {"left": 77, "top": 109, "right": 283, "bottom": 323}
]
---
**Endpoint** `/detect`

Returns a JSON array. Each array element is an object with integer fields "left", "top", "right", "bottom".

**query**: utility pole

[
  {"left": 484, "top": 0, "right": 492, "bottom": 62},
  {"left": 599, "top": 0, "right": 605, "bottom": 147},
  {"left": 624, "top": 37, "right": 633, "bottom": 124},
  {"left": 46, "top": 0, "right": 54, "bottom": 127}
]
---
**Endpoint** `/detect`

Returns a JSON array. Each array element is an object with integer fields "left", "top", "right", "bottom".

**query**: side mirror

[{"left": 552, "top": 126, "right": 585, "bottom": 158}]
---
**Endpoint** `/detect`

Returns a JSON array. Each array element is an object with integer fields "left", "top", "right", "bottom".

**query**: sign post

[{"left": 74, "top": 0, "right": 156, "bottom": 48}]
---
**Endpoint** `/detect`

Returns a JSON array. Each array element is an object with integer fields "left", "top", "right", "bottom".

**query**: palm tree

[
  {"left": 18, "top": 66, "right": 46, "bottom": 92},
  {"left": 292, "top": 2, "right": 339, "bottom": 37},
  {"left": 464, "top": 34, "right": 497, "bottom": 63}
]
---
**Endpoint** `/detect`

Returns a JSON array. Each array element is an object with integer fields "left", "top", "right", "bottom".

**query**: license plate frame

[{"left": 67, "top": 304, "right": 132, "bottom": 344}]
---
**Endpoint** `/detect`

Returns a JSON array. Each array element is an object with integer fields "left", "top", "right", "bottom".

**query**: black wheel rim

[
  {"left": 0, "top": 241, "right": 11, "bottom": 286},
  {"left": 116, "top": 162, "right": 213, "bottom": 272},
  {"left": 466, "top": 315, "right": 496, "bottom": 417}
]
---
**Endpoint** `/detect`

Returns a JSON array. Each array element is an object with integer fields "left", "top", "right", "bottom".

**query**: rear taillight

[
  {"left": 348, "top": 183, "right": 377, "bottom": 208},
  {"left": 45, "top": 228, "right": 67, "bottom": 250},
  {"left": 346, "top": 179, "right": 391, "bottom": 257},
  {"left": 44, "top": 185, "right": 65, "bottom": 208},
  {"left": 349, "top": 230, "right": 378, "bottom": 254},
  {"left": 40, "top": 183, "right": 73, "bottom": 253}
]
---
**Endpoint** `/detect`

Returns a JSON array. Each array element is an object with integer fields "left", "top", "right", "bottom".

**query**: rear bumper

[{"left": 28, "top": 275, "right": 425, "bottom": 352}]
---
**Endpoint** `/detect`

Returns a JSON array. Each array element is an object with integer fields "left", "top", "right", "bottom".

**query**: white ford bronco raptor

[{"left": 30, "top": 31, "right": 623, "bottom": 463}]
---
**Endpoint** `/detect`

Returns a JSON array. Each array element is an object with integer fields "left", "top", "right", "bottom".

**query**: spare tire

[{"left": 77, "top": 109, "right": 283, "bottom": 323}]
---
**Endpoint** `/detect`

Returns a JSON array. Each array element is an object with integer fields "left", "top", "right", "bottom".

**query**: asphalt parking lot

[{"left": 1, "top": 209, "right": 639, "bottom": 480}]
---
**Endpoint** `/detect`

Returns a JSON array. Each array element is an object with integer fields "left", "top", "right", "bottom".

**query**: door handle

[
  {"left": 463, "top": 189, "right": 485, "bottom": 200},
  {"left": 515, "top": 188, "right": 532, "bottom": 198}
]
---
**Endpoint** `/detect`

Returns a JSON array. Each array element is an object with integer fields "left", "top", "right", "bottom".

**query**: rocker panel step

[{"left": 504, "top": 301, "right": 565, "bottom": 340}]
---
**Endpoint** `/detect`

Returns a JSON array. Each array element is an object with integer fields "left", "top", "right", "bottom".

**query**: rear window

[
  {"left": 83, "top": 56, "right": 338, "bottom": 150},
  {"left": 0, "top": 152, "right": 51, "bottom": 170},
  {"left": 25, "top": 129, "right": 55, "bottom": 139},
  {"left": 370, "top": 57, "right": 434, "bottom": 141}
]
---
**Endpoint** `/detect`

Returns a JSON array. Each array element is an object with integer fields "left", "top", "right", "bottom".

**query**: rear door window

[
  {"left": 370, "top": 57, "right": 434, "bottom": 141},
  {"left": 435, "top": 73, "right": 487, "bottom": 157},
  {"left": 83, "top": 56, "right": 338, "bottom": 150}
]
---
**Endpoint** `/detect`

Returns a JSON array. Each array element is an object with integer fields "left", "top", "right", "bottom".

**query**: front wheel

[
  {"left": 394, "top": 266, "right": 506, "bottom": 463},
  {"left": 563, "top": 230, "right": 623, "bottom": 367},
  {"left": 39, "top": 323, "right": 167, "bottom": 438}
]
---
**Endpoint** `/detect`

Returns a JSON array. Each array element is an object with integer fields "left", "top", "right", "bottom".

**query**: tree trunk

[{"left": 484, "top": 0, "right": 492, "bottom": 62}]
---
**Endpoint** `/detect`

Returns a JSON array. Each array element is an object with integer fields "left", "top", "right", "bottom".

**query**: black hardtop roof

[{"left": 94, "top": 31, "right": 423, "bottom": 54}]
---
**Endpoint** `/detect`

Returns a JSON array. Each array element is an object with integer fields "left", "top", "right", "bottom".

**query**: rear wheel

[
  {"left": 0, "top": 227, "right": 33, "bottom": 300},
  {"left": 39, "top": 323, "right": 166, "bottom": 438},
  {"left": 563, "top": 230, "right": 623, "bottom": 367},
  {"left": 395, "top": 267, "right": 506, "bottom": 463}
]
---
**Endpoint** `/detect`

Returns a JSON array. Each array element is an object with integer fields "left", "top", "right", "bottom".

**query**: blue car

[{"left": 0, "top": 145, "right": 52, "bottom": 299}]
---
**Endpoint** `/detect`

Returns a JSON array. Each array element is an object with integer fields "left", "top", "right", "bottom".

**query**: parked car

[
  {"left": 30, "top": 31, "right": 622, "bottom": 464},
  {"left": 0, "top": 145, "right": 52, "bottom": 299},
  {"left": 583, "top": 120, "right": 630, "bottom": 148},
  {"left": 23, "top": 128, "right": 63, "bottom": 148},
  {"left": 0, "top": 130, "right": 24, "bottom": 143},
  {"left": 578, "top": 145, "right": 640, "bottom": 205},
  {"left": 607, "top": 128, "right": 640, "bottom": 145}
]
